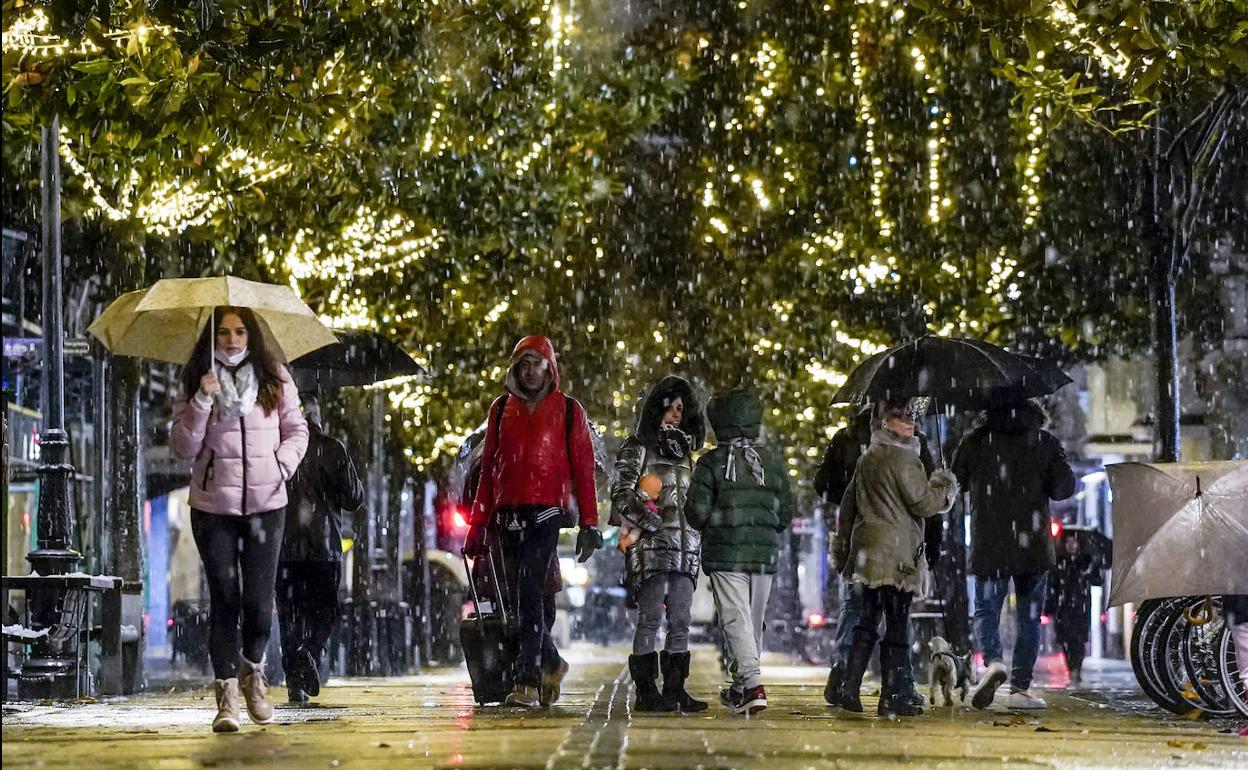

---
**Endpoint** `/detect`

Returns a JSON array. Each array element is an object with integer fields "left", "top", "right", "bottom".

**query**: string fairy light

[
  {"left": 850, "top": 1, "right": 893, "bottom": 239},
  {"left": 4, "top": 9, "right": 172, "bottom": 57},
  {"left": 1020, "top": 104, "right": 1046, "bottom": 227}
]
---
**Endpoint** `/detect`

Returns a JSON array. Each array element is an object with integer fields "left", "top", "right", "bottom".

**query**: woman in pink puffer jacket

[{"left": 170, "top": 306, "right": 308, "bottom": 733}]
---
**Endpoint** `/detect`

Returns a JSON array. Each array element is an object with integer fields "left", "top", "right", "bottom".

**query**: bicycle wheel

[
  {"left": 1179, "top": 597, "right": 1237, "bottom": 717},
  {"left": 1152, "top": 596, "right": 1228, "bottom": 715},
  {"left": 1132, "top": 598, "right": 1190, "bottom": 713},
  {"left": 1218, "top": 620, "right": 1248, "bottom": 718}
]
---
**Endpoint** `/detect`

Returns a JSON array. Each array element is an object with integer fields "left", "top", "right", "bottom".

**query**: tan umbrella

[
  {"left": 1106, "top": 460, "right": 1248, "bottom": 606},
  {"left": 87, "top": 276, "right": 337, "bottom": 364}
]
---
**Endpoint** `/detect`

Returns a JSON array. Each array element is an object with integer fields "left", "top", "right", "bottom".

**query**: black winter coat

[
  {"left": 281, "top": 427, "right": 365, "bottom": 563},
  {"left": 1046, "top": 554, "right": 1102, "bottom": 636},
  {"left": 952, "top": 401, "right": 1077, "bottom": 577}
]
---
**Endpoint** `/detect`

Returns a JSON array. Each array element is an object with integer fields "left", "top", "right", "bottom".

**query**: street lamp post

[{"left": 19, "top": 115, "right": 83, "bottom": 700}]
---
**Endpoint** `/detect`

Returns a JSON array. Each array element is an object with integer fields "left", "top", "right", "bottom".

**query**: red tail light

[
  {"left": 808, "top": 612, "right": 826, "bottom": 628},
  {"left": 1049, "top": 519, "right": 1063, "bottom": 539}
]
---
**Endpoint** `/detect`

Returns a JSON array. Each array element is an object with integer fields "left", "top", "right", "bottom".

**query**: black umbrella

[
  {"left": 291, "top": 329, "right": 426, "bottom": 390},
  {"left": 830, "top": 335, "right": 1058, "bottom": 407},
  {"left": 967, "top": 355, "right": 1074, "bottom": 409}
]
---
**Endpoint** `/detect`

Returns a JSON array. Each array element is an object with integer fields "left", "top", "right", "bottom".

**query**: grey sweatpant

[
  {"left": 632, "top": 571, "right": 696, "bottom": 654},
  {"left": 709, "top": 571, "right": 773, "bottom": 690}
]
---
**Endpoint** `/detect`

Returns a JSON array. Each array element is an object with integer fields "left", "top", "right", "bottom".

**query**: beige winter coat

[{"left": 833, "top": 429, "right": 957, "bottom": 593}]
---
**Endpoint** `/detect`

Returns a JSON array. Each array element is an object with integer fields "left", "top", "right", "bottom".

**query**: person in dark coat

[
  {"left": 816, "top": 405, "right": 940, "bottom": 711},
  {"left": 1044, "top": 531, "right": 1102, "bottom": 687},
  {"left": 277, "top": 398, "right": 364, "bottom": 703},
  {"left": 954, "top": 399, "right": 1076, "bottom": 710},
  {"left": 610, "top": 376, "right": 707, "bottom": 713}
]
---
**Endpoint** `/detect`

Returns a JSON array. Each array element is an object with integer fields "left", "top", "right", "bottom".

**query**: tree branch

[{"left": 1164, "top": 86, "right": 1228, "bottom": 160}]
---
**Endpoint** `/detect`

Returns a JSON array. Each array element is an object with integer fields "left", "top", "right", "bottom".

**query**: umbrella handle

[
  {"left": 1183, "top": 596, "right": 1214, "bottom": 626},
  {"left": 209, "top": 306, "right": 216, "bottom": 382}
]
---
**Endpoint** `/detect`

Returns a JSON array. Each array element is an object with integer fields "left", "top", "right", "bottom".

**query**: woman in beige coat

[{"left": 832, "top": 398, "right": 957, "bottom": 716}]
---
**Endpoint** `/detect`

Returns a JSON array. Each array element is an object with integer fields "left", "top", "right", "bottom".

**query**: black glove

[
  {"left": 463, "top": 524, "right": 487, "bottom": 557},
  {"left": 575, "top": 526, "right": 603, "bottom": 563}
]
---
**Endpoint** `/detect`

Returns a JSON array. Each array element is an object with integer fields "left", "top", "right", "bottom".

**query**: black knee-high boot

[
  {"left": 879, "top": 643, "right": 924, "bottom": 716},
  {"left": 629, "top": 653, "right": 675, "bottom": 712},
  {"left": 823, "top": 661, "right": 844, "bottom": 706},
  {"left": 838, "top": 641, "right": 873, "bottom": 713},
  {"left": 660, "top": 651, "right": 708, "bottom": 712}
]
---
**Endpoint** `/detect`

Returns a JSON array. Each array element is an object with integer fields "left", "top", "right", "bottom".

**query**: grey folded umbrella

[{"left": 1106, "top": 460, "right": 1248, "bottom": 606}]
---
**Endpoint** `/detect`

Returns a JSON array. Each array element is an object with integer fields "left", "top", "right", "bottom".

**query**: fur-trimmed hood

[{"left": 634, "top": 375, "right": 706, "bottom": 450}]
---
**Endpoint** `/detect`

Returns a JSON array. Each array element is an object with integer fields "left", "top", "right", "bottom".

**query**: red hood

[{"left": 506, "top": 335, "right": 561, "bottom": 397}]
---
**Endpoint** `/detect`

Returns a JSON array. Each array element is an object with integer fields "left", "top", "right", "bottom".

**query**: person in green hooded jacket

[{"left": 685, "top": 389, "right": 795, "bottom": 716}]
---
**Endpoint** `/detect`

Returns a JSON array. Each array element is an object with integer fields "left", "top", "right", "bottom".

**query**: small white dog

[{"left": 928, "top": 636, "right": 973, "bottom": 707}]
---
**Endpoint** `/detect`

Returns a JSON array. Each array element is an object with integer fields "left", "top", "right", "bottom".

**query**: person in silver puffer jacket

[{"left": 610, "top": 376, "right": 707, "bottom": 713}]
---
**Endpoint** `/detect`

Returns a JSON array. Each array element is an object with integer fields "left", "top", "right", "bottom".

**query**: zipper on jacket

[
  {"left": 240, "top": 417, "right": 248, "bottom": 515},
  {"left": 201, "top": 450, "right": 216, "bottom": 491}
]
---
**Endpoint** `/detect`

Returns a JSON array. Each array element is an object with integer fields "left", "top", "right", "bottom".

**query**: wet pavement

[{"left": 4, "top": 645, "right": 1245, "bottom": 769}]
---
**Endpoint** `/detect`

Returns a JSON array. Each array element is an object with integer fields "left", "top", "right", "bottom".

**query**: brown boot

[
  {"left": 236, "top": 656, "right": 274, "bottom": 724},
  {"left": 212, "top": 678, "right": 241, "bottom": 733}
]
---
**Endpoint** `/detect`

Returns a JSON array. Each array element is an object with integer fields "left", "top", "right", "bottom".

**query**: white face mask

[{"left": 214, "top": 347, "right": 249, "bottom": 366}]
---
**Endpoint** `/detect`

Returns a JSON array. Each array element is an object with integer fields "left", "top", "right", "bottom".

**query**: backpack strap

[
  {"left": 564, "top": 395, "right": 576, "bottom": 477},
  {"left": 490, "top": 393, "right": 509, "bottom": 461}
]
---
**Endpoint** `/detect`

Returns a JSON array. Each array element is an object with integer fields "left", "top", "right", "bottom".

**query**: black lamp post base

[{"left": 26, "top": 548, "right": 81, "bottom": 577}]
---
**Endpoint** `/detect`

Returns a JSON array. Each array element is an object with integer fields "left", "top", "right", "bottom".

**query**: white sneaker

[
  {"left": 970, "top": 661, "right": 1007, "bottom": 710},
  {"left": 1005, "top": 689, "right": 1047, "bottom": 709}
]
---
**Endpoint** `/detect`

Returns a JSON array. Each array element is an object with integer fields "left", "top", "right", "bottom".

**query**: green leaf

[{"left": 1132, "top": 57, "right": 1168, "bottom": 98}]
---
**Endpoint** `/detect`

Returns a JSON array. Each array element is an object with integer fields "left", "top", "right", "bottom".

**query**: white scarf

[
  {"left": 725, "top": 437, "right": 766, "bottom": 486},
  {"left": 215, "top": 360, "right": 258, "bottom": 420}
]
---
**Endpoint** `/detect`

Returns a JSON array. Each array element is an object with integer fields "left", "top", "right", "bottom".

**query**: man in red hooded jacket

[{"left": 464, "top": 335, "right": 602, "bottom": 707}]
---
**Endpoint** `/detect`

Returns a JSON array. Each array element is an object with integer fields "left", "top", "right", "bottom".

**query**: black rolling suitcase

[{"left": 459, "top": 546, "right": 517, "bottom": 705}]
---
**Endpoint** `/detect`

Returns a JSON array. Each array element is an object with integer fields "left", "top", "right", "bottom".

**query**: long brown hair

[{"left": 179, "top": 306, "right": 286, "bottom": 414}]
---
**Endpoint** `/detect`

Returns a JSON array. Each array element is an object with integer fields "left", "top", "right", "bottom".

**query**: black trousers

[
  {"left": 191, "top": 508, "right": 285, "bottom": 679},
  {"left": 495, "top": 513, "right": 562, "bottom": 687},
  {"left": 277, "top": 560, "right": 342, "bottom": 677},
  {"left": 850, "top": 582, "right": 913, "bottom": 650},
  {"left": 1055, "top": 620, "right": 1088, "bottom": 673}
]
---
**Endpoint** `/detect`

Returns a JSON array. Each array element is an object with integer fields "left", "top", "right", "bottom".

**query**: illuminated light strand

[
  {"left": 1020, "top": 104, "right": 1046, "bottom": 227},
  {"left": 269, "top": 206, "right": 442, "bottom": 285},
  {"left": 748, "top": 41, "right": 781, "bottom": 119},
  {"left": 514, "top": 135, "right": 550, "bottom": 176},
  {"left": 3, "top": 9, "right": 172, "bottom": 57},
  {"left": 987, "top": 247, "right": 1022, "bottom": 303},
  {"left": 850, "top": 2, "right": 893, "bottom": 239},
  {"left": 798, "top": 228, "right": 846, "bottom": 268},
  {"left": 421, "top": 103, "right": 444, "bottom": 154},
  {"left": 911, "top": 44, "right": 951, "bottom": 225},
  {"left": 546, "top": 2, "right": 575, "bottom": 79},
  {"left": 58, "top": 137, "right": 258, "bottom": 236},
  {"left": 1045, "top": 2, "right": 1131, "bottom": 79},
  {"left": 839, "top": 254, "right": 900, "bottom": 295}
]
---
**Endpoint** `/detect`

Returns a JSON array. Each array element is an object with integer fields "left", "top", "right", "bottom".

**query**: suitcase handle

[{"left": 460, "top": 545, "right": 509, "bottom": 627}]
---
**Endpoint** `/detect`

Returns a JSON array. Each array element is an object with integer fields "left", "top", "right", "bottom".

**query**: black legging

[{"left": 191, "top": 508, "right": 285, "bottom": 679}]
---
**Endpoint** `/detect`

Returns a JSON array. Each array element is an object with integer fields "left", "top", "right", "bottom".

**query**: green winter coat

[{"left": 685, "top": 389, "right": 795, "bottom": 574}]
